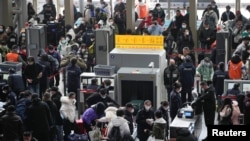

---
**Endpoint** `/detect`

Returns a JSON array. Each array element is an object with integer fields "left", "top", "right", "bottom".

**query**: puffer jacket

[
  {"left": 60, "top": 96, "right": 76, "bottom": 123},
  {"left": 151, "top": 117, "right": 166, "bottom": 140},
  {"left": 107, "top": 117, "right": 130, "bottom": 138}
]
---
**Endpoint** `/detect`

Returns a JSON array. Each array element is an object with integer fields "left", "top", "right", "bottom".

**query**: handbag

[{"left": 88, "top": 127, "right": 101, "bottom": 141}]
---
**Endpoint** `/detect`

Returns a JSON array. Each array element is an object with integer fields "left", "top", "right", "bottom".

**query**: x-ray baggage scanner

[{"left": 116, "top": 67, "right": 163, "bottom": 108}]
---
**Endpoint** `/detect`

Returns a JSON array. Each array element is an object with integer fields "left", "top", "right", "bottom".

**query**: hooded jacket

[
  {"left": 196, "top": 59, "right": 214, "bottom": 81},
  {"left": 151, "top": 117, "right": 166, "bottom": 140},
  {"left": 60, "top": 96, "right": 76, "bottom": 123},
  {"left": 107, "top": 116, "right": 130, "bottom": 138}
]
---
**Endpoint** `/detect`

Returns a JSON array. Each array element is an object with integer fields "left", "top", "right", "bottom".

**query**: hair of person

[
  {"left": 68, "top": 92, "right": 76, "bottom": 98},
  {"left": 144, "top": 100, "right": 152, "bottom": 105},
  {"left": 155, "top": 110, "right": 163, "bottom": 118},
  {"left": 116, "top": 109, "right": 125, "bottom": 117}
]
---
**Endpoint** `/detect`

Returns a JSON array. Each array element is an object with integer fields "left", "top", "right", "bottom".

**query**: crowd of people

[{"left": 1, "top": 0, "right": 250, "bottom": 141}]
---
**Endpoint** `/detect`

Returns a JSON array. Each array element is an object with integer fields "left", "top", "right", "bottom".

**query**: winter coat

[
  {"left": 107, "top": 117, "right": 131, "bottom": 138},
  {"left": 170, "top": 90, "right": 182, "bottom": 120},
  {"left": 196, "top": 59, "right": 214, "bottom": 81},
  {"left": 213, "top": 69, "right": 229, "bottom": 96},
  {"left": 136, "top": 108, "right": 154, "bottom": 141},
  {"left": 0, "top": 112, "right": 23, "bottom": 141},
  {"left": 164, "top": 64, "right": 179, "bottom": 88},
  {"left": 60, "top": 96, "right": 76, "bottom": 123},
  {"left": 82, "top": 107, "right": 98, "bottom": 125},
  {"left": 178, "top": 62, "right": 195, "bottom": 89},
  {"left": 151, "top": 118, "right": 166, "bottom": 140},
  {"left": 98, "top": 106, "right": 118, "bottom": 123}
]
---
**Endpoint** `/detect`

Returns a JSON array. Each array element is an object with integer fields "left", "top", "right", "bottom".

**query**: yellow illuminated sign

[{"left": 115, "top": 35, "right": 164, "bottom": 49}]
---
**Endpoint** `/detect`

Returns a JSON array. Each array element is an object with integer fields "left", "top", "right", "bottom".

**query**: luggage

[
  {"left": 76, "top": 119, "right": 86, "bottom": 134},
  {"left": 67, "top": 133, "right": 88, "bottom": 141}
]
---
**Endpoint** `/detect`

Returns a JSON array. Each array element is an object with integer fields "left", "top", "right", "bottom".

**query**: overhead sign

[{"left": 115, "top": 35, "right": 164, "bottom": 49}]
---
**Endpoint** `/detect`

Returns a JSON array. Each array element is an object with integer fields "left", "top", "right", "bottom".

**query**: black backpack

[{"left": 108, "top": 126, "right": 122, "bottom": 141}]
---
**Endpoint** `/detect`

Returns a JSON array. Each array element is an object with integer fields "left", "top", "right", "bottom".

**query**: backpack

[{"left": 108, "top": 126, "right": 122, "bottom": 141}]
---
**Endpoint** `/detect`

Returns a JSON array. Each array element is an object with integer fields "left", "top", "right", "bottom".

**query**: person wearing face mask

[
  {"left": 193, "top": 81, "right": 216, "bottom": 141},
  {"left": 86, "top": 88, "right": 119, "bottom": 108},
  {"left": 136, "top": 100, "right": 154, "bottom": 141},
  {"left": 202, "top": 4, "right": 218, "bottom": 31},
  {"left": 100, "top": 0, "right": 111, "bottom": 19},
  {"left": 221, "top": 5, "right": 235, "bottom": 23},
  {"left": 0, "top": 25, "right": 8, "bottom": 44},
  {"left": 199, "top": 22, "right": 216, "bottom": 50},
  {"left": 164, "top": 59, "right": 179, "bottom": 101},
  {"left": 232, "top": 19, "right": 244, "bottom": 50},
  {"left": 157, "top": 101, "right": 170, "bottom": 140},
  {"left": 148, "top": 18, "right": 163, "bottom": 35},
  {"left": 177, "top": 29, "right": 194, "bottom": 54},
  {"left": 1, "top": 84, "right": 17, "bottom": 109},
  {"left": 178, "top": 55, "right": 196, "bottom": 104},
  {"left": 170, "top": 82, "right": 182, "bottom": 121},
  {"left": 124, "top": 103, "right": 135, "bottom": 134},
  {"left": 196, "top": 57, "right": 214, "bottom": 82},
  {"left": 6, "top": 26, "right": 18, "bottom": 49},
  {"left": 60, "top": 92, "right": 77, "bottom": 141},
  {"left": 6, "top": 45, "right": 27, "bottom": 65},
  {"left": 0, "top": 41, "right": 10, "bottom": 62},
  {"left": 202, "top": 1, "right": 219, "bottom": 20},
  {"left": 57, "top": 36, "right": 69, "bottom": 57},
  {"left": 233, "top": 33, "right": 250, "bottom": 61},
  {"left": 152, "top": 3, "right": 165, "bottom": 25},
  {"left": 47, "top": 45, "right": 61, "bottom": 87}
]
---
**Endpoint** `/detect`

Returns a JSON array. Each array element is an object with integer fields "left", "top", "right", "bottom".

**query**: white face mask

[
  {"left": 131, "top": 109, "right": 134, "bottom": 113},
  {"left": 0, "top": 29, "right": 3, "bottom": 32},
  {"left": 145, "top": 106, "right": 151, "bottom": 111},
  {"left": 109, "top": 22, "right": 113, "bottom": 25},
  {"left": 182, "top": 25, "right": 187, "bottom": 28},
  {"left": 177, "top": 88, "right": 182, "bottom": 93},
  {"left": 205, "top": 27, "right": 209, "bottom": 30},
  {"left": 157, "top": 6, "right": 161, "bottom": 10},
  {"left": 101, "top": 95, "right": 106, "bottom": 99},
  {"left": 185, "top": 32, "right": 189, "bottom": 35},
  {"left": 90, "top": 38, "right": 94, "bottom": 42},
  {"left": 49, "top": 50, "right": 53, "bottom": 53},
  {"left": 61, "top": 39, "right": 67, "bottom": 44},
  {"left": 66, "top": 37, "right": 70, "bottom": 42},
  {"left": 163, "top": 106, "right": 169, "bottom": 111}
]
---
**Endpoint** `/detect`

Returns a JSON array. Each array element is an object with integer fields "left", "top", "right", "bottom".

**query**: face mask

[
  {"left": 72, "top": 99, "right": 76, "bottom": 104},
  {"left": 22, "top": 49, "right": 27, "bottom": 53},
  {"left": 22, "top": 33, "right": 26, "bottom": 37},
  {"left": 163, "top": 106, "right": 169, "bottom": 111},
  {"left": 61, "top": 40, "right": 66, "bottom": 43},
  {"left": 185, "top": 32, "right": 189, "bottom": 35},
  {"left": 49, "top": 50, "right": 53, "bottom": 53},
  {"left": 101, "top": 95, "right": 106, "bottom": 99},
  {"left": 2, "top": 90, "right": 7, "bottom": 94},
  {"left": 109, "top": 22, "right": 113, "bottom": 25},
  {"left": 0, "top": 29, "right": 3, "bottom": 33},
  {"left": 205, "top": 62, "right": 211, "bottom": 67},
  {"left": 182, "top": 25, "right": 187, "bottom": 28},
  {"left": 157, "top": 6, "right": 161, "bottom": 10},
  {"left": 66, "top": 37, "right": 70, "bottom": 42},
  {"left": 212, "top": 5, "right": 215, "bottom": 8},
  {"left": 91, "top": 38, "right": 94, "bottom": 42},
  {"left": 131, "top": 109, "right": 134, "bottom": 113},
  {"left": 205, "top": 27, "right": 209, "bottom": 30},
  {"left": 178, "top": 88, "right": 182, "bottom": 93},
  {"left": 145, "top": 106, "right": 151, "bottom": 111}
]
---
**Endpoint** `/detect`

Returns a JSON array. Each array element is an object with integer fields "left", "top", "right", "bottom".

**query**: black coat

[
  {"left": 66, "top": 64, "right": 81, "bottom": 94},
  {"left": 164, "top": 65, "right": 179, "bottom": 88},
  {"left": 178, "top": 62, "right": 196, "bottom": 89},
  {"left": 124, "top": 110, "right": 134, "bottom": 134},
  {"left": 136, "top": 108, "right": 154, "bottom": 141},
  {"left": 213, "top": 69, "right": 229, "bottom": 96},
  {"left": 7, "top": 74, "right": 25, "bottom": 95},
  {"left": 170, "top": 90, "right": 182, "bottom": 120},
  {"left": 86, "top": 93, "right": 119, "bottom": 108},
  {"left": 195, "top": 86, "right": 216, "bottom": 125},
  {"left": 26, "top": 100, "right": 52, "bottom": 141},
  {"left": 0, "top": 112, "right": 23, "bottom": 141}
]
